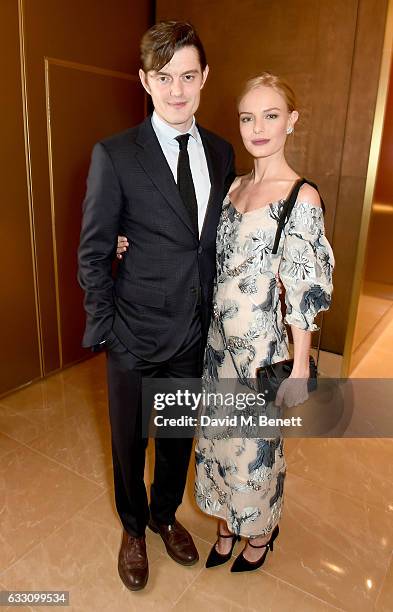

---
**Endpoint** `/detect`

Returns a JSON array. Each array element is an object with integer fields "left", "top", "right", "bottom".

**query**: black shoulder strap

[{"left": 271, "top": 178, "right": 325, "bottom": 254}]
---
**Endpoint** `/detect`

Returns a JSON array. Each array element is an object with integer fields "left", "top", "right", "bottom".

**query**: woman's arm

[
  {"left": 275, "top": 184, "right": 334, "bottom": 407},
  {"left": 290, "top": 327, "right": 311, "bottom": 377},
  {"left": 274, "top": 326, "right": 311, "bottom": 408},
  {"left": 116, "top": 236, "right": 129, "bottom": 259}
]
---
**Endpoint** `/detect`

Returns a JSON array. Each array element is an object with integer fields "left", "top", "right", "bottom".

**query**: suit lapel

[
  {"left": 199, "top": 127, "right": 222, "bottom": 243},
  {"left": 135, "top": 117, "right": 196, "bottom": 237}
]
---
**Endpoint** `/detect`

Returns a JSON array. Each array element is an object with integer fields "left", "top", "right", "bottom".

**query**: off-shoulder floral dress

[{"left": 195, "top": 192, "right": 335, "bottom": 537}]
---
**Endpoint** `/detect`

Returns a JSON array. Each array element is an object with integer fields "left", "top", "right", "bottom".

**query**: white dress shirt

[{"left": 151, "top": 111, "right": 211, "bottom": 237}]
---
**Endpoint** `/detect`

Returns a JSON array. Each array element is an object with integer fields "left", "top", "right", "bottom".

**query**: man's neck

[{"left": 153, "top": 110, "right": 194, "bottom": 134}]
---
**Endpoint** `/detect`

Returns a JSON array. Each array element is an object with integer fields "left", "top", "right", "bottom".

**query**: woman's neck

[{"left": 251, "top": 151, "right": 292, "bottom": 183}]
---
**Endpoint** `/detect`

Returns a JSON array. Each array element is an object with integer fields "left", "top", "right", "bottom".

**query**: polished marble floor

[{"left": 0, "top": 342, "right": 392, "bottom": 611}]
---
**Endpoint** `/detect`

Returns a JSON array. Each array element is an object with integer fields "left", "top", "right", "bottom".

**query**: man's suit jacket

[{"left": 78, "top": 115, "right": 235, "bottom": 362}]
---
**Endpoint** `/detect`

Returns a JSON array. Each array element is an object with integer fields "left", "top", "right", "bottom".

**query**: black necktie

[{"left": 175, "top": 134, "right": 199, "bottom": 235}]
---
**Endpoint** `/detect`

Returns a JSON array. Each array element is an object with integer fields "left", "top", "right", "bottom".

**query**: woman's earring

[{"left": 286, "top": 126, "right": 294, "bottom": 135}]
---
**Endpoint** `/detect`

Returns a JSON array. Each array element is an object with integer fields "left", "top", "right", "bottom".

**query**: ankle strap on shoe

[{"left": 248, "top": 539, "right": 268, "bottom": 548}]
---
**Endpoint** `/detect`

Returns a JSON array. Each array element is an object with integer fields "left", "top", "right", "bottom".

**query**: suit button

[{"left": 198, "top": 246, "right": 203, "bottom": 254}]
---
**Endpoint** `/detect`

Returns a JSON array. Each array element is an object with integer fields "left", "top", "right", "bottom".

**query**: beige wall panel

[
  {"left": 47, "top": 61, "right": 145, "bottom": 366},
  {"left": 157, "top": 0, "right": 388, "bottom": 354},
  {"left": 305, "top": 1, "right": 357, "bottom": 179},
  {"left": 157, "top": 0, "right": 356, "bottom": 181},
  {"left": 0, "top": 0, "right": 41, "bottom": 395},
  {"left": 321, "top": 0, "right": 388, "bottom": 352},
  {"left": 163, "top": 0, "right": 320, "bottom": 175},
  {"left": 324, "top": 175, "right": 367, "bottom": 352},
  {"left": 341, "top": 0, "right": 389, "bottom": 179},
  {"left": 20, "top": 0, "right": 151, "bottom": 374}
]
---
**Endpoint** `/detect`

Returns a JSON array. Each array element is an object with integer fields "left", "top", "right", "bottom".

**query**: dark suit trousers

[{"left": 106, "top": 312, "right": 202, "bottom": 537}]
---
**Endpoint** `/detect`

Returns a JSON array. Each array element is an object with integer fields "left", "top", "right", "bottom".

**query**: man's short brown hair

[{"left": 140, "top": 21, "right": 207, "bottom": 72}]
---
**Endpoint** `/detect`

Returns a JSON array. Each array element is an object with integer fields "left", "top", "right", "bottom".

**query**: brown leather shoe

[
  {"left": 148, "top": 518, "right": 199, "bottom": 566},
  {"left": 118, "top": 531, "right": 148, "bottom": 591}
]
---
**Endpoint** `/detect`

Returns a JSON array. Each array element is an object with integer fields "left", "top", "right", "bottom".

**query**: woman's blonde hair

[{"left": 238, "top": 72, "right": 297, "bottom": 112}]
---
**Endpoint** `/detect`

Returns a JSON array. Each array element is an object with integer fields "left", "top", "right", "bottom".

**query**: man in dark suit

[{"left": 78, "top": 21, "right": 235, "bottom": 591}]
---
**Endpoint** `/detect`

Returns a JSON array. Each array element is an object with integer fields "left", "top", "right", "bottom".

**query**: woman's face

[{"left": 238, "top": 85, "right": 298, "bottom": 159}]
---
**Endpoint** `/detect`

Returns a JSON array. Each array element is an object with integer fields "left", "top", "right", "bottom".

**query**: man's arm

[{"left": 78, "top": 142, "right": 123, "bottom": 348}]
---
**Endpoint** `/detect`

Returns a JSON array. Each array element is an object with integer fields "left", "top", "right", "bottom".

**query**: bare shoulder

[
  {"left": 298, "top": 183, "right": 322, "bottom": 208},
  {"left": 228, "top": 175, "right": 243, "bottom": 195}
]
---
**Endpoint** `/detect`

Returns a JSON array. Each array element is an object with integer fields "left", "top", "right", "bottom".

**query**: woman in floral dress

[{"left": 194, "top": 73, "right": 334, "bottom": 572}]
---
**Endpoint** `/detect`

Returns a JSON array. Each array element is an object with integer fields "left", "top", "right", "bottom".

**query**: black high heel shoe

[
  {"left": 205, "top": 528, "right": 241, "bottom": 568},
  {"left": 230, "top": 525, "right": 279, "bottom": 573}
]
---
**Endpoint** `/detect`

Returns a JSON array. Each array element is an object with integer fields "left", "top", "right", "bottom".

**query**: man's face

[{"left": 139, "top": 45, "right": 209, "bottom": 132}]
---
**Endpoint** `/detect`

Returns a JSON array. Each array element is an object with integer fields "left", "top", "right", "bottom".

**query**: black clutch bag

[{"left": 256, "top": 356, "right": 318, "bottom": 402}]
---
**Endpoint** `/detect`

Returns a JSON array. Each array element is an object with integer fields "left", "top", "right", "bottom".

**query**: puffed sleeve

[{"left": 278, "top": 201, "right": 335, "bottom": 332}]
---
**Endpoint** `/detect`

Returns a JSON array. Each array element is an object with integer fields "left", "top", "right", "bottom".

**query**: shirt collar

[{"left": 152, "top": 110, "right": 199, "bottom": 144}]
